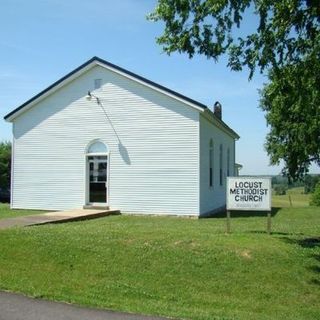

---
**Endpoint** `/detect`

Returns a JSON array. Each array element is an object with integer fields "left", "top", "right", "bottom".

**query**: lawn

[
  {"left": 0, "top": 202, "right": 319, "bottom": 319},
  {"left": 272, "top": 187, "right": 310, "bottom": 208},
  {"left": 0, "top": 203, "right": 45, "bottom": 220}
]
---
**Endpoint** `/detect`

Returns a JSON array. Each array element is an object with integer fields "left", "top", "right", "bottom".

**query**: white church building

[{"left": 4, "top": 57, "right": 239, "bottom": 216}]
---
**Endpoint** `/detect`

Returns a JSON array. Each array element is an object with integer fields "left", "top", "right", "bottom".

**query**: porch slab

[{"left": 0, "top": 209, "right": 120, "bottom": 230}]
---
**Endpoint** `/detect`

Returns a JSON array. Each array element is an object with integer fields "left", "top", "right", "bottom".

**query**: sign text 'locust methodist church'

[{"left": 227, "top": 177, "right": 271, "bottom": 211}]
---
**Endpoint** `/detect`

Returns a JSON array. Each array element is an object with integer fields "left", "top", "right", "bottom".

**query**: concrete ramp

[{"left": 0, "top": 209, "right": 120, "bottom": 230}]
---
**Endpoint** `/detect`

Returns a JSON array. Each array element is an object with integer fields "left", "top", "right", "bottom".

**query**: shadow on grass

[
  {"left": 247, "top": 230, "right": 305, "bottom": 236},
  {"left": 281, "top": 236, "right": 320, "bottom": 285},
  {"left": 282, "top": 237, "right": 320, "bottom": 248},
  {"left": 211, "top": 207, "right": 281, "bottom": 219}
]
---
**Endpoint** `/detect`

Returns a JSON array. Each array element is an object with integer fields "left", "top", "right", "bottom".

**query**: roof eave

[
  {"left": 4, "top": 56, "right": 207, "bottom": 122},
  {"left": 4, "top": 58, "right": 99, "bottom": 122},
  {"left": 202, "top": 109, "right": 240, "bottom": 140}
]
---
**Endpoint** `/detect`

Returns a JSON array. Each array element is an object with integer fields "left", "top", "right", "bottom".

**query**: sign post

[
  {"left": 226, "top": 210, "right": 231, "bottom": 233},
  {"left": 226, "top": 177, "right": 272, "bottom": 234},
  {"left": 267, "top": 211, "right": 271, "bottom": 234}
]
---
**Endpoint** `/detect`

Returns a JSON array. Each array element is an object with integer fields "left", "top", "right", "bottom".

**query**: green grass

[
  {"left": 272, "top": 186, "right": 310, "bottom": 208},
  {"left": 0, "top": 201, "right": 319, "bottom": 319},
  {"left": 0, "top": 203, "right": 45, "bottom": 220}
]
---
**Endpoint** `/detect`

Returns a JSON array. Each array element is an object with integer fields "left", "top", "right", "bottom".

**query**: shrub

[
  {"left": 304, "top": 175, "right": 320, "bottom": 194},
  {"left": 274, "top": 184, "right": 287, "bottom": 195},
  {"left": 310, "top": 182, "right": 320, "bottom": 206},
  {"left": 0, "top": 141, "right": 11, "bottom": 189}
]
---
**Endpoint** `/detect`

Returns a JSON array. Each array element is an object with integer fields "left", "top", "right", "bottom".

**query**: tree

[
  {"left": 0, "top": 141, "right": 11, "bottom": 190},
  {"left": 149, "top": 0, "right": 320, "bottom": 180},
  {"left": 260, "top": 58, "right": 320, "bottom": 180}
]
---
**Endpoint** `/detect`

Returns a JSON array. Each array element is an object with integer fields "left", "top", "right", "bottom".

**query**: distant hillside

[{"left": 238, "top": 174, "right": 320, "bottom": 194}]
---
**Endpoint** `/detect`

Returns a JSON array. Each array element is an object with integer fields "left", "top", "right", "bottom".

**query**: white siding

[
  {"left": 12, "top": 66, "right": 199, "bottom": 215},
  {"left": 199, "top": 115, "right": 235, "bottom": 215}
]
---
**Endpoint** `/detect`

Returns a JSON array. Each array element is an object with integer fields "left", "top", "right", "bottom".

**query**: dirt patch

[{"left": 239, "top": 250, "right": 252, "bottom": 259}]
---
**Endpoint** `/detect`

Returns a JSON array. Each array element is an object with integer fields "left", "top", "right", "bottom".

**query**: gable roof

[{"left": 4, "top": 56, "right": 239, "bottom": 139}]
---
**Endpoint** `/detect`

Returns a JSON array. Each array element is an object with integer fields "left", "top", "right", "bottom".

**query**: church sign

[{"left": 227, "top": 177, "right": 271, "bottom": 211}]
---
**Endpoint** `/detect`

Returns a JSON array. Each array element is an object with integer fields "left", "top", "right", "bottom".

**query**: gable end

[{"left": 4, "top": 56, "right": 207, "bottom": 122}]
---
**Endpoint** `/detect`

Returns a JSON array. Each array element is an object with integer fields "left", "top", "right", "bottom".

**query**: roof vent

[{"left": 214, "top": 101, "right": 222, "bottom": 120}]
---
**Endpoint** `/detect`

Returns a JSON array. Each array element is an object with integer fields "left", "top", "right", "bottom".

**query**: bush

[
  {"left": 0, "top": 141, "right": 11, "bottom": 190},
  {"left": 310, "top": 182, "right": 320, "bottom": 206},
  {"left": 274, "top": 184, "right": 287, "bottom": 195},
  {"left": 304, "top": 175, "right": 320, "bottom": 194}
]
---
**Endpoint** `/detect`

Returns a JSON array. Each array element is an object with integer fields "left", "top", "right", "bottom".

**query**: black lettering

[{"left": 230, "top": 188, "right": 238, "bottom": 195}]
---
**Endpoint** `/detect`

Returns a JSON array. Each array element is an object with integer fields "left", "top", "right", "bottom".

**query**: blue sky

[{"left": 0, "top": 0, "right": 318, "bottom": 175}]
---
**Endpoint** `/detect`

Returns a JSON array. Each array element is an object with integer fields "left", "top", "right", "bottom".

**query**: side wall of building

[
  {"left": 11, "top": 65, "right": 200, "bottom": 215},
  {"left": 199, "top": 114, "right": 236, "bottom": 215}
]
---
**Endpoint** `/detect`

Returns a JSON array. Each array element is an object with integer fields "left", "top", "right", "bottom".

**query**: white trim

[
  {"left": 90, "top": 202, "right": 108, "bottom": 206},
  {"left": 85, "top": 154, "right": 109, "bottom": 206},
  {"left": 85, "top": 155, "right": 89, "bottom": 206},
  {"left": 201, "top": 110, "right": 239, "bottom": 140},
  {"left": 95, "top": 61, "right": 205, "bottom": 112},
  {"left": 234, "top": 142, "right": 237, "bottom": 176},
  {"left": 85, "top": 138, "right": 109, "bottom": 154},
  {"left": 5, "top": 62, "right": 96, "bottom": 122},
  {"left": 87, "top": 152, "right": 109, "bottom": 156},
  {"left": 10, "top": 124, "right": 15, "bottom": 208},
  {"left": 197, "top": 115, "right": 200, "bottom": 215}
]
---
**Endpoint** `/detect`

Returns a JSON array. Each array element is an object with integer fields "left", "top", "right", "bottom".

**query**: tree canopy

[
  {"left": 260, "top": 57, "right": 320, "bottom": 179},
  {"left": 149, "top": 0, "right": 320, "bottom": 180}
]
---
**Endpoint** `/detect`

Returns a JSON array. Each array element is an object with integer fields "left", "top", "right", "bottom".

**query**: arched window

[
  {"left": 87, "top": 141, "right": 108, "bottom": 154},
  {"left": 219, "top": 144, "right": 223, "bottom": 186},
  {"left": 209, "top": 139, "right": 213, "bottom": 187}
]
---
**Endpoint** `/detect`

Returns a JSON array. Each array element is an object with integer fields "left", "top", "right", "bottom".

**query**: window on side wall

[
  {"left": 209, "top": 139, "right": 213, "bottom": 187},
  {"left": 219, "top": 144, "right": 223, "bottom": 186},
  {"left": 227, "top": 148, "right": 230, "bottom": 177}
]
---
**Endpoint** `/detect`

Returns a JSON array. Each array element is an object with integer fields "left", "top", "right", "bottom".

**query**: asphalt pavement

[{"left": 0, "top": 291, "right": 172, "bottom": 320}]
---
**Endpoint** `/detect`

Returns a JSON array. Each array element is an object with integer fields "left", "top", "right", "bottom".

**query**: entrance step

[
  {"left": 0, "top": 209, "right": 121, "bottom": 230},
  {"left": 45, "top": 209, "right": 121, "bottom": 224},
  {"left": 83, "top": 205, "right": 109, "bottom": 210},
  {"left": 69, "top": 209, "right": 120, "bottom": 221}
]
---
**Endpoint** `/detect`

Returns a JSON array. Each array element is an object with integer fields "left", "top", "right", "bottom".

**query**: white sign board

[{"left": 227, "top": 177, "right": 271, "bottom": 211}]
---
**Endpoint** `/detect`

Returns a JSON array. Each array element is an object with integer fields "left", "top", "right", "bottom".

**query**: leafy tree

[
  {"left": 0, "top": 141, "right": 11, "bottom": 190},
  {"left": 260, "top": 58, "right": 320, "bottom": 180},
  {"left": 310, "top": 182, "right": 320, "bottom": 206},
  {"left": 149, "top": 0, "right": 320, "bottom": 180},
  {"left": 149, "top": 0, "right": 319, "bottom": 77}
]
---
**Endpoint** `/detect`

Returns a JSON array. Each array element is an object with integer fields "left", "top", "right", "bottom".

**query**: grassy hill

[{"left": 272, "top": 186, "right": 310, "bottom": 208}]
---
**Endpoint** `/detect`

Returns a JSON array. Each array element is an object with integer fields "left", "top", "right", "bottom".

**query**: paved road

[{"left": 0, "top": 291, "right": 171, "bottom": 320}]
